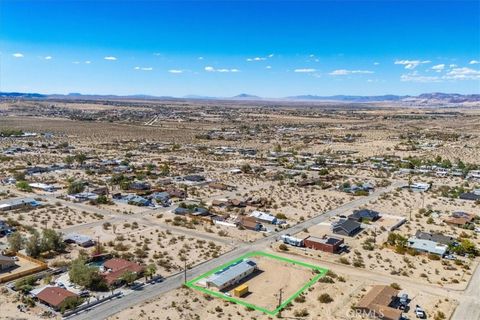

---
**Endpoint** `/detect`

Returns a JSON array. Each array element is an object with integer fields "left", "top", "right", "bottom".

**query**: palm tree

[{"left": 144, "top": 263, "right": 157, "bottom": 281}]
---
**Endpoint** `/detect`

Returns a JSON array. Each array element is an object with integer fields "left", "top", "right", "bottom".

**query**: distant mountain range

[{"left": 1, "top": 91, "right": 479, "bottom": 103}]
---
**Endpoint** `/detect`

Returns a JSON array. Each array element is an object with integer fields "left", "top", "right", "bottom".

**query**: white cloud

[
  {"left": 168, "top": 69, "right": 183, "bottom": 74},
  {"left": 449, "top": 64, "right": 457, "bottom": 68},
  {"left": 400, "top": 71, "right": 440, "bottom": 82},
  {"left": 85, "top": 61, "right": 91, "bottom": 64},
  {"left": 44, "top": 56, "right": 52, "bottom": 60},
  {"left": 134, "top": 66, "right": 153, "bottom": 71},
  {"left": 294, "top": 68, "right": 316, "bottom": 73},
  {"left": 469, "top": 60, "right": 479, "bottom": 65},
  {"left": 394, "top": 59, "right": 431, "bottom": 69},
  {"left": 329, "top": 69, "right": 374, "bottom": 76},
  {"left": 104, "top": 56, "right": 117, "bottom": 61},
  {"left": 12, "top": 53, "right": 24, "bottom": 58},
  {"left": 198, "top": 56, "right": 204, "bottom": 60},
  {"left": 431, "top": 64, "right": 445, "bottom": 72},
  {"left": 266, "top": 65, "right": 272, "bottom": 69},
  {"left": 373, "top": 62, "right": 380, "bottom": 65},
  {"left": 247, "top": 54, "right": 274, "bottom": 62},
  {"left": 72, "top": 61, "right": 81, "bottom": 64},
  {"left": 444, "top": 67, "right": 480, "bottom": 80},
  {"left": 246, "top": 57, "right": 266, "bottom": 62},
  {"left": 204, "top": 66, "right": 239, "bottom": 73}
]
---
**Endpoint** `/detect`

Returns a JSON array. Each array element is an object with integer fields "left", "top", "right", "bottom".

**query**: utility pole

[
  {"left": 276, "top": 288, "right": 283, "bottom": 317},
  {"left": 96, "top": 236, "right": 101, "bottom": 255},
  {"left": 184, "top": 259, "right": 187, "bottom": 284}
]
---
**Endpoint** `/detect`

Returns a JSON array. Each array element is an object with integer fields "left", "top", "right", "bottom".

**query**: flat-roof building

[
  {"left": 205, "top": 259, "right": 257, "bottom": 290},
  {"left": 303, "top": 235, "right": 345, "bottom": 253}
]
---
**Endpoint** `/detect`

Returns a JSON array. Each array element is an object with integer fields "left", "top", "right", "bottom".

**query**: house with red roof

[
  {"left": 102, "top": 258, "right": 144, "bottom": 286},
  {"left": 36, "top": 286, "right": 79, "bottom": 310}
]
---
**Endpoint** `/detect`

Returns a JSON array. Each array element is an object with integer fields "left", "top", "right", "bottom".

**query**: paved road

[
  {"left": 67, "top": 181, "right": 406, "bottom": 320},
  {"left": 451, "top": 262, "right": 480, "bottom": 320}
]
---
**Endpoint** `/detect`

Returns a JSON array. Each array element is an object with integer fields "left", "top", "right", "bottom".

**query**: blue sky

[{"left": 1, "top": 0, "right": 479, "bottom": 97}]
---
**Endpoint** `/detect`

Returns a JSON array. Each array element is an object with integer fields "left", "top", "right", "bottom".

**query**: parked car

[
  {"left": 79, "top": 290, "right": 90, "bottom": 297},
  {"left": 399, "top": 293, "right": 409, "bottom": 309},
  {"left": 415, "top": 305, "right": 426, "bottom": 319}
]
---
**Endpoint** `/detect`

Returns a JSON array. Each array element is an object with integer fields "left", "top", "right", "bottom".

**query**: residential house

[
  {"left": 0, "top": 255, "right": 16, "bottom": 271},
  {"left": 128, "top": 181, "right": 151, "bottom": 191},
  {"left": 36, "top": 287, "right": 79, "bottom": 311},
  {"left": 205, "top": 259, "right": 257, "bottom": 290},
  {"left": 414, "top": 231, "right": 455, "bottom": 246},
  {"left": 238, "top": 216, "right": 264, "bottom": 231},
  {"left": 63, "top": 233, "right": 95, "bottom": 247},
  {"left": 332, "top": 219, "right": 362, "bottom": 237},
  {"left": 355, "top": 285, "right": 402, "bottom": 320},
  {"left": 407, "top": 238, "right": 448, "bottom": 256},
  {"left": 459, "top": 190, "right": 480, "bottom": 201},
  {"left": 167, "top": 188, "right": 186, "bottom": 199},
  {"left": 102, "top": 258, "right": 144, "bottom": 286},
  {"left": 121, "top": 194, "right": 151, "bottom": 207},
  {"left": 29, "top": 183, "right": 56, "bottom": 192},
  {"left": 303, "top": 235, "right": 345, "bottom": 253},
  {"left": 67, "top": 192, "right": 98, "bottom": 202},
  {"left": 348, "top": 209, "right": 380, "bottom": 222},
  {"left": 249, "top": 211, "right": 279, "bottom": 225},
  {"left": 151, "top": 192, "right": 171, "bottom": 207},
  {"left": 444, "top": 212, "right": 476, "bottom": 227},
  {"left": 0, "top": 198, "right": 41, "bottom": 211}
]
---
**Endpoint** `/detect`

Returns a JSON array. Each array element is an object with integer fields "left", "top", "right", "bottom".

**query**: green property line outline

[{"left": 185, "top": 251, "right": 328, "bottom": 316}]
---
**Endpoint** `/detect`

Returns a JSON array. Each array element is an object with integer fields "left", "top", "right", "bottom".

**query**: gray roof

[
  {"left": 333, "top": 219, "right": 361, "bottom": 233},
  {"left": 408, "top": 238, "right": 448, "bottom": 255},
  {"left": 414, "top": 231, "right": 455, "bottom": 245},
  {"left": 0, "top": 197, "right": 39, "bottom": 207},
  {"left": 206, "top": 259, "right": 256, "bottom": 288}
]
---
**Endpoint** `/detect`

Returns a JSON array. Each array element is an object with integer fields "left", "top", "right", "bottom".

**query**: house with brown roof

[
  {"left": 355, "top": 285, "right": 402, "bottom": 320},
  {"left": 36, "top": 287, "right": 79, "bottom": 310},
  {"left": 238, "top": 216, "right": 263, "bottom": 231},
  {"left": 444, "top": 212, "right": 476, "bottom": 227},
  {"left": 102, "top": 258, "right": 144, "bottom": 286}
]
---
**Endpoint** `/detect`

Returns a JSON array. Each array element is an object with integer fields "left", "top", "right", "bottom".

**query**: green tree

[
  {"left": 96, "top": 195, "right": 109, "bottom": 204},
  {"left": 120, "top": 270, "right": 137, "bottom": 286},
  {"left": 144, "top": 264, "right": 157, "bottom": 280},
  {"left": 7, "top": 231, "right": 24, "bottom": 252},
  {"left": 69, "top": 258, "right": 108, "bottom": 291},
  {"left": 25, "top": 232, "right": 42, "bottom": 258},
  {"left": 16, "top": 181, "right": 32, "bottom": 192},
  {"left": 41, "top": 228, "right": 66, "bottom": 253},
  {"left": 68, "top": 181, "right": 85, "bottom": 194},
  {"left": 15, "top": 275, "right": 36, "bottom": 294}
]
